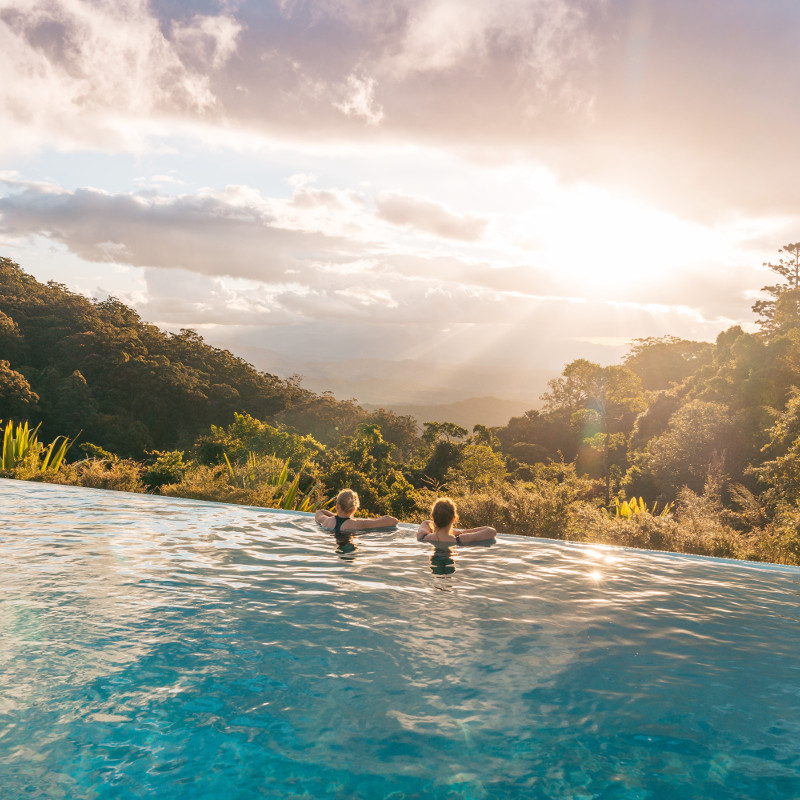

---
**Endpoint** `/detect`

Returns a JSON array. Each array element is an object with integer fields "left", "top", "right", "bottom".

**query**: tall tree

[{"left": 752, "top": 242, "right": 800, "bottom": 336}]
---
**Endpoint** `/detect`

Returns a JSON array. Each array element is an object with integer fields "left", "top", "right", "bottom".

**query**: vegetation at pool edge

[{"left": 2, "top": 247, "right": 800, "bottom": 564}]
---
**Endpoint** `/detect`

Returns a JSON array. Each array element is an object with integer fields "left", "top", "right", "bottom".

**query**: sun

[{"left": 526, "top": 184, "right": 723, "bottom": 293}]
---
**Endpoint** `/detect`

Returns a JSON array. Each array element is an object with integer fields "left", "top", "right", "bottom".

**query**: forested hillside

[
  {"left": 0, "top": 257, "right": 329, "bottom": 454},
  {"left": 2, "top": 246, "right": 800, "bottom": 565}
]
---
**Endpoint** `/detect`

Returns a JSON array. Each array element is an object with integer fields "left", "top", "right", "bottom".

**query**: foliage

[
  {"left": 613, "top": 495, "right": 673, "bottom": 518},
  {"left": 624, "top": 336, "right": 713, "bottom": 391},
  {"left": 383, "top": 473, "right": 422, "bottom": 518},
  {"left": 542, "top": 359, "right": 645, "bottom": 502},
  {"left": 142, "top": 450, "right": 188, "bottom": 490},
  {"left": 0, "top": 257, "right": 303, "bottom": 455},
  {"left": 751, "top": 387, "right": 800, "bottom": 505},
  {"left": 453, "top": 461, "right": 598, "bottom": 540},
  {"left": 752, "top": 242, "right": 800, "bottom": 337},
  {"left": 0, "top": 360, "right": 39, "bottom": 418},
  {"left": 363, "top": 408, "right": 420, "bottom": 459},
  {"left": 273, "top": 391, "right": 366, "bottom": 446},
  {"left": 1, "top": 419, "right": 73, "bottom": 473},
  {"left": 630, "top": 400, "right": 733, "bottom": 498},
  {"left": 160, "top": 455, "right": 327, "bottom": 511},
  {"left": 36, "top": 457, "right": 146, "bottom": 493},
  {"left": 450, "top": 443, "right": 506, "bottom": 491},
  {"left": 7, "top": 242, "right": 800, "bottom": 566},
  {"left": 196, "top": 413, "right": 324, "bottom": 469},
  {"left": 79, "top": 442, "right": 117, "bottom": 461},
  {"left": 422, "top": 421, "right": 469, "bottom": 444}
]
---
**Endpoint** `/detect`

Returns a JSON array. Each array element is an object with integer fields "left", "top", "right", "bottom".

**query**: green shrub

[
  {"left": 37, "top": 457, "right": 145, "bottom": 493},
  {"left": 142, "top": 450, "right": 187, "bottom": 490}
]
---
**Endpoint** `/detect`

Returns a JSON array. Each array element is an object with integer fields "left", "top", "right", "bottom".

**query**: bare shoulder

[{"left": 316, "top": 514, "right": 335, "bottom": 530}]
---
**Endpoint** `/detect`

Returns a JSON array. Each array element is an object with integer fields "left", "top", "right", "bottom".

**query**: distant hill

[{"left": 362, "top": 396, "right": 534, "bottom": 430}]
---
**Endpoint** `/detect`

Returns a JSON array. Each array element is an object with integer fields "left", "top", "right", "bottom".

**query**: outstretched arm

[
  {"left": 348, "top": 514, "right": 398, "bottom": 531},
  {"left": 416, "top": 520, "right": 433, "bottom": 541},
  {"left": 454, "top": 526, "right": 496, "bottom": 543},
  {"left": 315, "top": 509, "right": 334, "bottom": 525}
]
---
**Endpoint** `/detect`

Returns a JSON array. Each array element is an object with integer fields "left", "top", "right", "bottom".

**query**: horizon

[{"left": 1, "top": 0, "right": 798, "bottom": 407}]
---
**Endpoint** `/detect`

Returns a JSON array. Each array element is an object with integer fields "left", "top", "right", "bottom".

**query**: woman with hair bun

[
  {"left": 315, "top": 489, "right": 398, "bottom": 541},
  {"left": 416, "top": 496, "right": 496, "bottom": 546}
]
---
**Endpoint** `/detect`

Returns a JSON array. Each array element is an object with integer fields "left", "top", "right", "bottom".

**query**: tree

[
  {"left": 0, "top": 360, "right": 39, "bottom": 419},
  {"left": 752, "top": 388, "right": 800, "bottom": 505},
  {"left": 455, "top": 443, "right": 506, "bottom": 491},
  {"left": 752, "top": 242, "right": 800, "bottom": 337},
  {"left": 363, "top": 408, "right": 420, "bottom": 459},
  {"left": 323, "top": 424, "right": 398, "bottom": 514},
  {"left": 624, "top": 335, "right": 713, "bottom": 391},
  {"left": 0, "top": 310, "right": 22, "bottom": 361},
  {"left": 274, "top": 391, "right": 365, "bottom": 445},
  {"left": 542, "top": 360, "right": 645, "bottom": 503},
  {"left": 341, "top": 423, "right": 395, "bottom": 474},
  {"left": 471, "top": 424, "right": 499, "bottom": 448},
  {"left": 636, "top": 400, "right": 733, "bottom": 498},
  {"left": 196, "top": 412, "right": 323, "bottom": 468},
  {"left": 0, "top": 258, "right": 306, "bottom": 453},
  {"left": 422, "top": 421, "right": 469, "bottom": 444},
  {"left": 496, "top": 409, "right": 575, "bottom": 463}
]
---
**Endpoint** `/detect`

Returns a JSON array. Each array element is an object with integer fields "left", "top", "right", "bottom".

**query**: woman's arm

[
  {"left": 315, "top": 509, "right": 334, "bottom": 525},
  {"left": 346, "top": 514, "right": 398, "bottom": 531},
  {"left": 454, "top": 526, "right": 496, "bottom": 543},
  {"left": 416, "top": 520, "right": 433, "bottom": 541}
]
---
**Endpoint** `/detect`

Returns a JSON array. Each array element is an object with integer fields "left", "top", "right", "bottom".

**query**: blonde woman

[
  {"left": 416, "top": 497, "right": 496, "bottom": 546},
  {"left": 315, "top": 489, "right": 398, "bottom": 537}
]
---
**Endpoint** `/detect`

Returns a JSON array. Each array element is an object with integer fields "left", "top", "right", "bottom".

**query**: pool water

[{"left": 2, "top": 478, "right": 799, "bottom": 799}]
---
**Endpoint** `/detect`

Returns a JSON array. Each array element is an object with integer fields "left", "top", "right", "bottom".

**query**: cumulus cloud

[
  {"left": 334, "top": 73, "right": 384, "bottom": 125},
  {"left": 376, "top": 191, "right": 488, "bottom": 241},
  {"left": 0, "top": 0, "right": 240, "bottom": 151},
  {"left": 202, "top": 1, "right": 800, "bottom": 215},
  {"left": 386, "top": 0, "right": 592, "bottom": 84},
  {"left": 0, "top": 182, "right": 364, "bottom": 281},
  {"left": 171, "top": 13, "right": 242, "bottom": 71},
  {"left": 2, "top": 0, "right": 800, "bottom": 218},
  {"left": 1, "top": 173, "right": 770, "bottom": 334}
]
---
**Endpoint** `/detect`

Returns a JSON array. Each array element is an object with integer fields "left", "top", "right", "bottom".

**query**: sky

[{"left": 1, "top": 0, "right": 799, "bottom": 407}]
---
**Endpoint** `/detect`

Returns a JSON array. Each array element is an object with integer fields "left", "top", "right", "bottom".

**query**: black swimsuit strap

[{"left": 333, "top": 515, "right": 349, "bottom": 535}]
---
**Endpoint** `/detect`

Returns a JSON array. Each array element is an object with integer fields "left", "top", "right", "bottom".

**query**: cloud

[
  {"left": 0, "top": 182, "right": 364, "bottom": 281},
  {"left": 4, "top": 0, "right": 799, "bottom": 218},
  {"left": 0, "top": 175, "right": 778, "bottom": 339},
  {"left": 171, "top": 13, "right": 242, "bottom": 71},
  {"left": 334, "top": 73, "right": 384, "bottom": 125},
  {"left": 192, "top": 0, "right": 800, "bottom": 217},
  {"left": 0, "top": 0, "right": 240, "bottom": 151},
  {"left": 376, "top": 191, "right": 488, "bottom": 241},
  {"left": 386, "top": 0, "right": 592, "bottom": 83}
]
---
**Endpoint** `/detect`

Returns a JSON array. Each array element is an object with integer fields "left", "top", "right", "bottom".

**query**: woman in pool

[
  {"left": 416, "top": 497, "right": 496, "bottom": 546},
  {"left": 315, "top": 489, "right": 398, "bottom": 541}
]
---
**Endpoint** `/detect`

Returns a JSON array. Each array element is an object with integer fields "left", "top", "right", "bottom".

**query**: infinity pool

[{"left": 2, "top": 478, "right": 799, "bottom": 799}]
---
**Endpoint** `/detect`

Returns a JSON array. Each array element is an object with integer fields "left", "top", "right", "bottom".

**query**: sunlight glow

[{"left": 512, "top": 184, "right": 727, "bottom": 290}]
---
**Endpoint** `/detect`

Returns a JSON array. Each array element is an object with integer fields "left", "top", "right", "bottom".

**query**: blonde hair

[
  {"left": 336, "top": 489, "right": 360, "bottom": 514},
  {"left": 431, "top": 497, "right": 457, "bottom": 530}
]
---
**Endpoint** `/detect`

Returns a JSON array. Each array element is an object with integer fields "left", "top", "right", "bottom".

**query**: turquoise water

[{"left": 2, "top": 479, "right": 800, "bottom": 799}]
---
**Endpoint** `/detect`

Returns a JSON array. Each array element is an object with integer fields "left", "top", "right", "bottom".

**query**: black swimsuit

[
  {"left": 332, "top": 515, "right": 357, "bottom": 553},
  {"left": 333, "top": 515, "right": 350, "bottom": 535}
]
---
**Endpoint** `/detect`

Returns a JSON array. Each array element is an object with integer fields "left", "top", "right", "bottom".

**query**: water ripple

[{"left": 2, "top": 478, "right": 800, "bottom": 799}]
